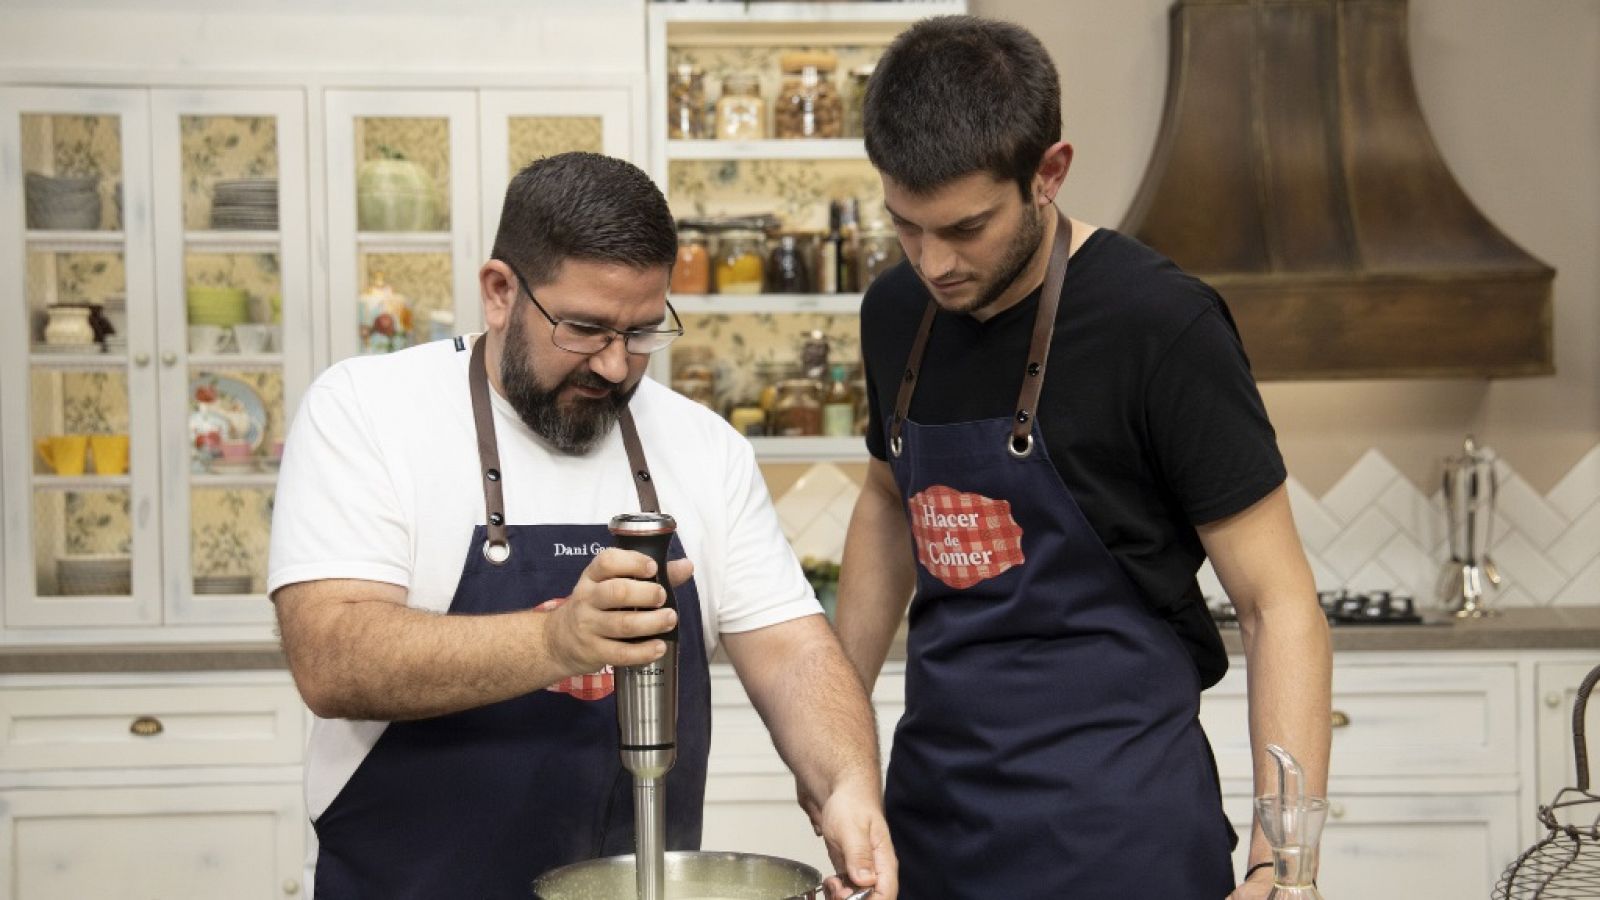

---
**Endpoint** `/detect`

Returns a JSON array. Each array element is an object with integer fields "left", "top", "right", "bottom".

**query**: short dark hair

[
  {"left": 492, "top": 152, "right": 676, "bottom": 287},
  {"left": 864, "top": 15, "right": 1061, "bottom": 197}
]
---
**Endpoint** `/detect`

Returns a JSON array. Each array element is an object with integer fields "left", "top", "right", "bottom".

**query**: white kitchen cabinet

[
  {"left": 1534, "top": 660, "right": 1600, "bottom": 811},
  {"left": 0, "top": 671, "right": 307, "bottom": 900},
  {"left": 324, "top": 86, "right": 637, "bottom": 365},
  {"left": 0, "top": 86, "right": 311, "bottom": 642}
]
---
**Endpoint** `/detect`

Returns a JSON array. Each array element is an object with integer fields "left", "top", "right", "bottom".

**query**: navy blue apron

[
  {"left": 310, "top": 335, "right": 711, "bottom": 898},
  {"left": 881, "top": 216, "right": 1234, "bottom": 897}
]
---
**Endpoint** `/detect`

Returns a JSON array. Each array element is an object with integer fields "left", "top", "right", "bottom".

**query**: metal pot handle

[{"left": 798, "top": 886, "right": 875, "bottom": 900}]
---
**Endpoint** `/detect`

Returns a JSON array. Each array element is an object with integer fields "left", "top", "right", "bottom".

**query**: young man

[
  {"left": 269, "top": 153, "right": 895, "bottom": 899},
  {"left": 833, "top": 16, "right": 1331, "bottom": 898}
]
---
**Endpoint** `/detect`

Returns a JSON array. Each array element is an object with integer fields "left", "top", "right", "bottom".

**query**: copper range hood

[{"left": 1120, "top": 0, "right": 1555, "bottom": 380}]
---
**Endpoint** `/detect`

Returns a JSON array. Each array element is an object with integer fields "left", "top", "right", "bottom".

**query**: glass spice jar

[
  {"left": 716, "top": 73, "right": 766, "bottom": 141},
  {"left": 671, "top": 227, "right": 712, "bottom": 294},
  {"left": 857, "top": 221, "right": 905, "bottom": 289},
  {"left": 766, "top": 231, "right": 813, "bottom": 294},
  {"left": 713, "top": 229, "right": 766, "bottom": 295},
  {"left": 845, "top": 64, "right": 874, "bottom": 138},
  {"left": 668, "top": 64, "right": 707, "bottom": 140},
  {"left": 771, "top": 377, "right": 823, "bottom": 437},
  {"left": 775, "top": 51, "right": 842, "bottom": 139}
]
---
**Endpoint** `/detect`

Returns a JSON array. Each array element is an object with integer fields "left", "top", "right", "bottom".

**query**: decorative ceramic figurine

[{"left": 358, "top": 272, "right": 413, "bottom": 354}]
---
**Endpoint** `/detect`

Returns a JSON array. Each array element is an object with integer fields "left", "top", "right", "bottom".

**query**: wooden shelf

[
  {"left": 667, "top": 139, "right": 866, "bottom": 161},
  {"left": 749, "top": 436, "right": 865, "bottom": 463},
  {"left": 24, "top": 230, "right": 124, "bottom": 253},
  {"left": 672, "top": 293, "right": 863, "bottom": 315}
]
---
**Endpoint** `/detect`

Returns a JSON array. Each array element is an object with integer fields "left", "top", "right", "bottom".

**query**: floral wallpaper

[
  {"left": 358, "top": 117, "right": 451, "bottom": 229},
  {"left": 507, "top": 115, "right": 604, "bottom": 172},
  {"left": 668, "top": 159, "right": 885, "bottom": 232},
  {"left": 181, "top": 115, "right": 279, "bottom": 230},
  {"left": 190, "top": 487, "right": 274, "bottom": 585},
  {"left": 671, "top": 312, "right": 860, "bottom": 410}
]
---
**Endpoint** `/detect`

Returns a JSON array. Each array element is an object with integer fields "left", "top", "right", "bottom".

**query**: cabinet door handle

[
  {"left": 1329, "top": 802, "right": 1346, "bottom": 820},
  {"left": 133, "top": 352, "right": 151, "bottom": 367},
  {"left": 129, "top": 715, "right": 164, "bottom": 737},
  {"left": 283, "top": 878, "right": 301, "bottom": 895},
  {"left": 1330, "top": 710, "right": 1351, "bottom": 728},
  {"left": 1546, "top": 692, "right": 1564, "bottom": 709},
  {"left": 160, "top": 352, "right": 178, "bottom": 367}
]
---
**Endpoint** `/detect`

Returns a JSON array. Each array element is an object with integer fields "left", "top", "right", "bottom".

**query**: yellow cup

[
  {"left": 35, "top": 435, "right": 89, "bottom": 475},
  {"left": 90, "top": 434, "right": 130, "bottom": 475}
]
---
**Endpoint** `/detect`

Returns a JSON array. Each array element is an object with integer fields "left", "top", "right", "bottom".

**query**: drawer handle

[
  {"left": 1329, "top": 802, "right": 1346, "bottom": 820},
  {"left": 283, "top": 878, "right": 301, "bottom": 895},
  {"left": 1330, "top": 710, "right": 1351, "bottom": 728},
  {"left": 129, "top": 716, "right": 164, "bottom": 737},
  {"left": 1546, "top": 692, "right": 1563, "bottom": 709}
]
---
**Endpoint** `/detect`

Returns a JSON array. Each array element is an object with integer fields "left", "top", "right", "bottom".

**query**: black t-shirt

[{"left": 861, "top": 228, "right": 1287, "bottom": 688}]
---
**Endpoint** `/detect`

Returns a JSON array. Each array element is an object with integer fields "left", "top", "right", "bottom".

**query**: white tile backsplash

[{"left": 771, "top": 445, "right": 1600, "bottom": 609}]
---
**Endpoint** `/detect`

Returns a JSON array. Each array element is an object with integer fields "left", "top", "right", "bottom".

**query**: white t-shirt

[{"left": 268, "top": 336, "right": 820, "bottom": 820}]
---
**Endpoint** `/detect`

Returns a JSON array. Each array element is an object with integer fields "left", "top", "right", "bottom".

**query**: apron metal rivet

[
  {"left": 1028, "top": 362, "right": 1042, "bottom": 376},
  {"left": 637, "top": 470, "right": 651, "bottom": 482},
  {"left": 489, "top": 512, "right": 503, "bottom": 526},
  {"left": 1016, "top": 410, "right": 1031, "bottom": 423},
  {"left": 486, "top": 468, "right": 500, "bottom": 482}
]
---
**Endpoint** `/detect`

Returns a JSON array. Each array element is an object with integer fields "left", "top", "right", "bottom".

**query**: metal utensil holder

[{"left": 1494, "top": 662, "right": 1600, "bottom": 898}]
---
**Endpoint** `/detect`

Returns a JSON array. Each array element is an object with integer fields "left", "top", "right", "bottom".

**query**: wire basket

[{"left": 1494, "top": 662, "right": 1600, "bottom": 898}]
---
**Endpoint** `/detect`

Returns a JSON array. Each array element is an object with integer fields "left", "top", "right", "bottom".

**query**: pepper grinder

[{"left": 608, "top": 512, "right": 679, "bottom": 900}]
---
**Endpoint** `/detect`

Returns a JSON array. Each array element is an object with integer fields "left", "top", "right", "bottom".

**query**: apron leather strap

[
  {"left": 1012, "top": 214, "right": 1072, "bottom": 457},
  {"left": 619, "top": 406, "right": 659, "bottom": 513},
  {"left": 469, "top": 335, "right": 512, "bottom": 563},
  {"left": 468, "top": 334, "right": 660, "bottom": 563},
  {"left": 891, "top": 212, "right": 1074, "bottom": 459}
]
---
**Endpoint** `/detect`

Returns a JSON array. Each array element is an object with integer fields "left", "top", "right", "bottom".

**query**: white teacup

[
  {"left": 233, "top": 323, "right": 274, "bottom": 354},
  {"left": 187, "top": 324, "right": 231, "bottom": 354}
]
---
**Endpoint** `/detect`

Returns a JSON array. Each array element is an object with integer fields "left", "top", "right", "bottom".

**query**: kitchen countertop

[{"left": 3, "top": 607, "right": 1598, "bottom": 674}]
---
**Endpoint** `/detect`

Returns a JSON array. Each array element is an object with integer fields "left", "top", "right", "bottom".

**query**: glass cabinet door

[
  {"left": 477, "top": 87, "right": 635, "bottom": 245},
  {"left": 325, "top": 90, "right": 479, "bottom": 362},
  {"left": 150, "top": 89, "right": 310, "bottom": 625},
  {"left": 0, "top": 87, "right": 161, "bottom": 628}
]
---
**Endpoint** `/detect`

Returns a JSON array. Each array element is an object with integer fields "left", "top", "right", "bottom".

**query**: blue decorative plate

[{"left": 189, "top": 373, "right": 266, "bottom": 451}]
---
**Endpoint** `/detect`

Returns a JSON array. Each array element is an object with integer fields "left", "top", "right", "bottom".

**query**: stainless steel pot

[{"left": 531, "top": 851, "right": 871, "bottom": 900}]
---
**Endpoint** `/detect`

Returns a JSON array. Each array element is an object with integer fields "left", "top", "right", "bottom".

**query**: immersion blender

[{"left": 608, "top": 512, "right": 680, "bottom": 900}]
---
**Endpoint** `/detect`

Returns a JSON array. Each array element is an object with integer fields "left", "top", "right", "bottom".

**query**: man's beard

[
  {"left": 499, "top": 311, "right": 637, "bottom": 455},
  {"left": 947, "top": 200, "right": 1046, "bottom": 317}
]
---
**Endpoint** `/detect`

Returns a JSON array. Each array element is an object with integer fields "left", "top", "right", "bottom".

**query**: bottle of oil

[{"left": 822, "top": 363, "right": 856, "bottom": 437}]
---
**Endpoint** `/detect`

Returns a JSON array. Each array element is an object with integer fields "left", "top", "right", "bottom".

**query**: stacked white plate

[
  {"left": 26, "top": 173, "right": 102, "bottom": 230},
  {"left": 56, "top": 553, "right": 132, "bottom": 595},
  {"left": 194, "top": 574, "right": 253, "bottom": 594},
  {"left": 209, "top": 178, "right": 278, "bottom": 230}
]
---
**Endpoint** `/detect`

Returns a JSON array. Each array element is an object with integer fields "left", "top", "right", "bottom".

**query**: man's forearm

[
  {"left": 275, "top": 580, "right": 569, "bottom": 721},
  {"left": 725, "top": 617, "right": 883, "bottom": 803},
  {"left": 1238, "top": 599, "right": 1332, "bottom": 867},
  {"left": 834, "top": 461, "right": 917, "bottom": 691}
]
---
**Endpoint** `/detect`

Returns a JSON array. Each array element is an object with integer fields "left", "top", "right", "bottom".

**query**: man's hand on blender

[{"left": 540, "top": 547, "right": 694, "bottom": 676}]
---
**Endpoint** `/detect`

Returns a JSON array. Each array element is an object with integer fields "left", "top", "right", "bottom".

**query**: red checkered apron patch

[
  {"left": 906, "top": 485, "right": 1026, "bottom": 590},
  {"left": 534, "top": 597, "right": 614, "bottom": 701}
]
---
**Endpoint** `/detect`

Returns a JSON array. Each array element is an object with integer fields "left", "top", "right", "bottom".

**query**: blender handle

[{"left": 609, "top": 514, "right": 679, "bottom": 641}]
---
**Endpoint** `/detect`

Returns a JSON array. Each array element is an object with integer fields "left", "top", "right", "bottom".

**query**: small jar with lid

[
  {"left": 776, "top": 52, "right": 843, "bottom": 139},
  {"left": 856, "top": 221, "right": 905, "bottom": 289},
  {"left": 771, "top": 378, "right": 823, "bottom": 437},
  {"left": 766, "top": 232, "right": 814, "bottom": 294},
  {"left": 713, "top": 229, "right": 766, "bottom": 295},
  {"left": 671, "top": 227, "right": 712, "bottom": 294},
  {"left": 716, "top": 73, "right": 767, "bottom": 141},
  {"left": 668, "top": 64, "right": 707, "bottom": 139},
  {"left": 844, "top": 64, "right": 874, "bottom": 138}
]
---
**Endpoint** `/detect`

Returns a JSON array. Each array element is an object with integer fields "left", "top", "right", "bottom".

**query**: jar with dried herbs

[
  {"left": 776, "top": 51, "right": 842, "bottom": 139},
  {"left": 716, "top": 74, "right": 766, "bottom": 141},
  {"left": 668, "top": 64, "right": 707, "bottom": 139},
  {"left": 845, "top": 64, "right": 874, "bottom": 138},
  {"left": 771, "top": 378, "right": 823, "bottom": 437}
]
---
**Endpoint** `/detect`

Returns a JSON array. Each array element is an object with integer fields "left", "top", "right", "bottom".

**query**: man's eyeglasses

[{"left": 501, "top": 260, "right": 683, "bottom": 355}]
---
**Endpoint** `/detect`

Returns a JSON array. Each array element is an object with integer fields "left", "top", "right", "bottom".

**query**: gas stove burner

[{"left": 1207, "top": 589, "right": 1425, "bottom": 627}]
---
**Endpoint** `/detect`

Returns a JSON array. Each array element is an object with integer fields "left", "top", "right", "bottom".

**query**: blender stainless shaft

[{"left": 609, "top": 513, "right": 679, "bottom": 900}]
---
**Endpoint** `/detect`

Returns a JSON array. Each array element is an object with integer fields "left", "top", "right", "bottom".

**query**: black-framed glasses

[{"left": 501, "top": 259, "right": 684, "bottom": 355}]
